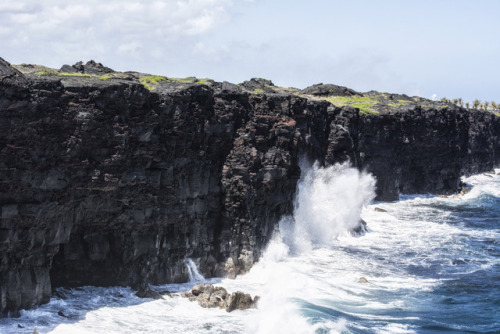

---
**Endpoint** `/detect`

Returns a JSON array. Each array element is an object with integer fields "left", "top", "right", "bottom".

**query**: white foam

[
  {"left": 284, "top": 162, "right": 376, "bottom": 252},
  {"left": 185, "top": 258, "right": 205, "bottom": 283},
  {"left": 3, "top": 165, "right": 498, "bottom": 334}
]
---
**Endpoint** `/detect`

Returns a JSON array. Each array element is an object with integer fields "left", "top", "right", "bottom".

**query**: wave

[{"left": 280, "top": 161, "right": 376, "bottom": 253}]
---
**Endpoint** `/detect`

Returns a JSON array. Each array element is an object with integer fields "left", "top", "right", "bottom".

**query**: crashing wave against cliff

[{"left": 1, "top": 57, "right": 499, "bottom": 315}]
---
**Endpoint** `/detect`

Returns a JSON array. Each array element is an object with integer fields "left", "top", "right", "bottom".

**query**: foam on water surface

[{"left": 1, "top": 165, "right": 499, "bottom": 333}]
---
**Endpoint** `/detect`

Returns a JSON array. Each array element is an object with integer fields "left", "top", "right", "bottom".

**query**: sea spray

[
  {"left": 3, "top": 168, "right": 497, "bottom": 333},
  {"left": 241, "top": 163, "right": 376, "bottom": 333},
  {"left": 281, "top": 162, "right": 376, "bottom": 253},
  {"left": 185, "top": 258, "right": 205, "bottom": 283}
]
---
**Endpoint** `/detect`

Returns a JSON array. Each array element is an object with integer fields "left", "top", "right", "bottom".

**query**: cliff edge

[{"left": 1, "top": 58, "right": 499, "bottom": 315}]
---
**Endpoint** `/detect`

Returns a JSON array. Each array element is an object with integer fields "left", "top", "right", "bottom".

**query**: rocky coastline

[{"left": 1, "top": 57, "right": 499, "bottom": 315}]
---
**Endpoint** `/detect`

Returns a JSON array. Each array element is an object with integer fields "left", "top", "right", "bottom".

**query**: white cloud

[{"left": 1, "top": 0, "right": 234, "bottom": 68}]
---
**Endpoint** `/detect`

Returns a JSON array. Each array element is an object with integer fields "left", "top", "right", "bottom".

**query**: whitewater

[{"left": 1, "top": 163, "right": 499, "bottom": 333}]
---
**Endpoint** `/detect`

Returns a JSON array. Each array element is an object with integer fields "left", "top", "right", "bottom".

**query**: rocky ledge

[{"left": 1, "top": 57, "right": 499, "bottom": 315}]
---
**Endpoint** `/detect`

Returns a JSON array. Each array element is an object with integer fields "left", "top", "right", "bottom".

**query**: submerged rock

[
  {"left": 358, "top": 277, "right": 369, "bottom": 283},
  {"left": 352, "top": 219, "right": 368, "bottom": 234},
  {"left": 135, "top": 283, "right": 164, "bottom": 300},
  {"left": 460, "top": 187, "right": 472, "bottom": 196}
]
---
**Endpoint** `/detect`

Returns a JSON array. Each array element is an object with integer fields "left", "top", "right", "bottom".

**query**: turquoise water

[{"left": 1, "top": 165, "right": 499, "bottom": 333}]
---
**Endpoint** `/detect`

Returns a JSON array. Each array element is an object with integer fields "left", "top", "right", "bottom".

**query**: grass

[
  {"left": 139, "top": 75, "right": 169, "bottom": 90},
  {"left": 388, "top": 100, "right": 413, "bottom": 108},
  {"left": 168, "top": 77, "right": 213, "bottom": 84},
  {"left": 36, "top": 69, "right": 91, "bottom": 78},
  {"left": 139, "top": 75, "right": 213, "bottom": 90},
  {"left": 196, "top": 78, "right": 213, "bottom": 84},
  {"left": 253, "top": 88, "right": 265, "bottom": 94},
  {"left": 99, "top": 73, "right": 114, "bottom": 81},
  {"left": 168, "top": 77, "right": 197, "bottom": 84},
  {"left": 322, "top": 95, "right": 380, "bottom": 114}
]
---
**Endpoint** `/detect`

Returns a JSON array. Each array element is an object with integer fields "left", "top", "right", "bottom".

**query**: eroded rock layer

[{"left": 1, "top": 58, "right": 499, "bottom": 314}]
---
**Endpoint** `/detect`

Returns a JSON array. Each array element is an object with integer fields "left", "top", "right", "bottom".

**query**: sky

[{"left": 1, "top": 0, "right": 499, "bottom": 102}]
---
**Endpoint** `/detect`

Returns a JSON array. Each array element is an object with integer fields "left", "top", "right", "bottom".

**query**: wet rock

[
  {"left": 182, "top": 284, "right": 258, "bottom": 312},
  {"left": 225, "top": 291, "right": 257, "bottom": 312},
  {"left": 358, "top": 277, "right": 369, "bottom": 283},
  {"left": 209, "top": 287, "right": 229, "bottom": 308},
  {"left": 460, "top": 187, "right": 472, "bottom": 196},
  {"left": 352, "top": 219, "right": 368, "bottom": 234},
  {"left": 1, "top": 55, "right": 499, "bottom": 315},
  {"left": 374, "top": 207, "right": 387, "bottom": 212},
  {"left": 191, "top": 283, "right": 214, "bottom": 296},
  {"left": 135, "top": 283, "right": 163, "bottom": 300},
  {"left": 180, "top": 291, "right": 194, "bottom": 298}
]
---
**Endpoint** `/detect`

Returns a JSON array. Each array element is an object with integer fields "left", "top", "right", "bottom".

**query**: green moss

[
  {"left": 388, "top": 100, "right": 413, "bottom": 108},
  {"left": 139, "top": 75, "right": 168, "bottom": 90},
  {"left": 36, "top": 70, "right": 91, "bottom": 78},
  {"left": 351, "top": 102, "right": 379, "bottom": 114},
  {"left": 253, "top": 89, "right": 265, "bottom": 94},
  {"left": 60, "top": 72, "right": 91, "bottom": 78},
  {"left": 37, "top": 69, "right": 60, "bottom": 76},
  {"left": 168, "top": 77, "right": 197, "bottom": 84},
  {"left": 99, "top": 73, "right": 114, "bottom": 81},
  {"left": 196, "top": 78, "right": 213, "bottom": 84},
  {"left": 397, "top": 99, "right": 412, "bottom": 104},
  {"left": 322, "top": 95, "right": 380, "bottom": 114}
]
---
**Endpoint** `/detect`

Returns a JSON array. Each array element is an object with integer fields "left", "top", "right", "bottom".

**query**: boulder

[
  {"left": 225, "top": 291, "right": 257, "bottom": 312},
  {"left": 60, "top": 60, "right": 114, "bottom": 75},
  {"left": 209, "top": 287, "right": 228, "bottom": 308},
  {"left": 182, "top": 284, "right": 258, "bottom": 312},
  {"left": 191, "top": 283, "right": 214, "bottom": 296}
]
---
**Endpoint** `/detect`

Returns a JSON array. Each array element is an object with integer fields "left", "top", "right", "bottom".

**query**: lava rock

[
  {"left": 1, "top": 56, "right": 499, "bottom": 316},
  {"left": 182, "top": 284, "right": 258, "bottom": 312}
]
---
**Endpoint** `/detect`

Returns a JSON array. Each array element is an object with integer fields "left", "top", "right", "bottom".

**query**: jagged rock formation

[
  {"left": 181, "top": 283, "right": 259, "bottom": 312},
  {"left": 1, "top": 57, "right": 499, "bottom": 315}
]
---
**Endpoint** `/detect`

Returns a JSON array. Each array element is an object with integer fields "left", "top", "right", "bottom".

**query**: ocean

[{"left": 1, "top": 164, "right": 499, "bottom": 334}]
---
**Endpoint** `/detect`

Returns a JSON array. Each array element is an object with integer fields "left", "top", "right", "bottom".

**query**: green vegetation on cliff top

[{"left": 12, "top": 63, "right": 499, "bottom": 115}]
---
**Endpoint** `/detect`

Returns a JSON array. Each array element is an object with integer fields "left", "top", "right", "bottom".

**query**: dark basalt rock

[
  {"left": 60, "top": 60, "right": 115, "bottom": 75},
  {"left": 0, "top": 56, "right": 499, "bottom": 315},
  {"left": 135, "top": 284, "right": 164, "bottom": 300},
  {"left": 240, "top": 78, "right": 277, "bottom": 94},
  {"left": 300, "top": 83, "right": 361, "bottom": 97}
]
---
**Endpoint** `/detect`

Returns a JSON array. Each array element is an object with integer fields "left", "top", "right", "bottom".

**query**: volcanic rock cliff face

[{"left": 1, "top": 58, "right": 499, "bottom": 315}]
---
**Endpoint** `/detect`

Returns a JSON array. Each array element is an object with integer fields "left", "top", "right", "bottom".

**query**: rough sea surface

[{"left": 1, "top": 165, "right": 499, "bottom": 334}]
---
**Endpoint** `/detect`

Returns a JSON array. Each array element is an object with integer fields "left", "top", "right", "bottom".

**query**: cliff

[{"left": 1, "top": 58, "right": 499, "bottom": 315}]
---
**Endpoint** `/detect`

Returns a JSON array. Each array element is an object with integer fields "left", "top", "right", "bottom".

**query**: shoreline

[{"left": 1, "top": 56, "right": 499, "bottom": 315}]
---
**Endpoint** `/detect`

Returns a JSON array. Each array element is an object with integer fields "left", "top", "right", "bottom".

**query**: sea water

[{"left": 1, "top": 163, "right": 499, "bottom": 334}]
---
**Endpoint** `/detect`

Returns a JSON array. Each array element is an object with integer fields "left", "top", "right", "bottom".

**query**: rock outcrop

[
  {"left": 181, "top": 283, "right": 259, "bottom": 312},
  {"left": 1, "top": 57, "right": 499, "bottom": 315}
]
